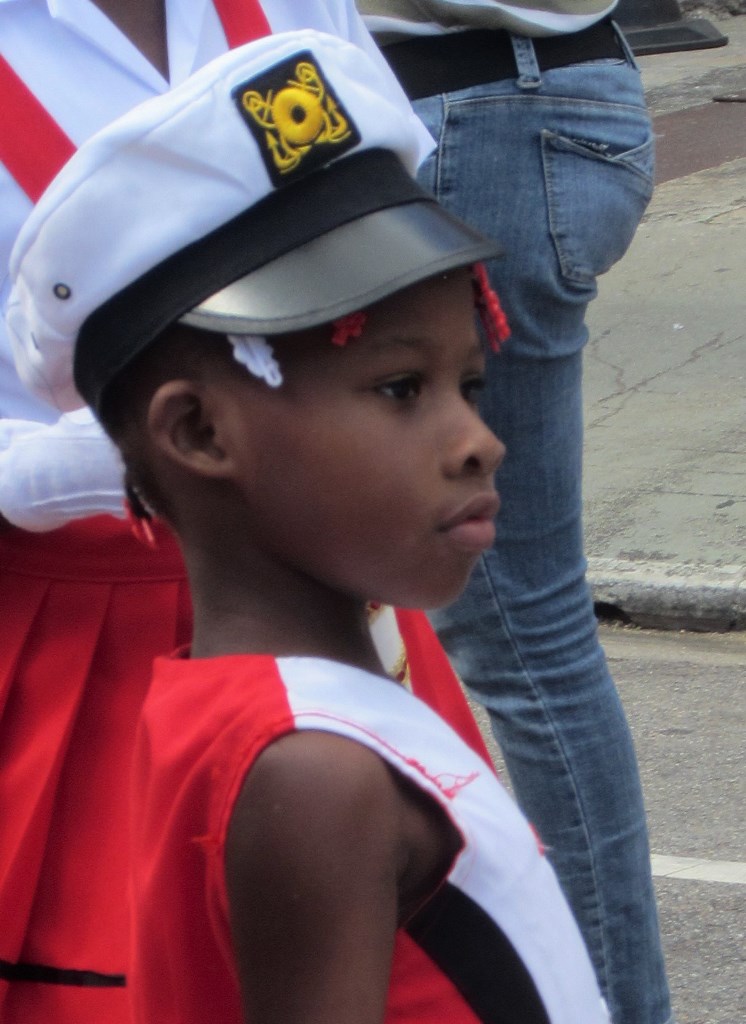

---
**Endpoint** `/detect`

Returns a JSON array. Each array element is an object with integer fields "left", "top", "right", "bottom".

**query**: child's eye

[
  {"left": 377, "top": 375, "right": 422, "bottom": 401},
  {"left": 461, "top": 374, "right": 486, "bottom": 405}
]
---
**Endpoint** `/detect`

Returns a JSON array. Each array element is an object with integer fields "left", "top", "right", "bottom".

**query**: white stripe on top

[{"left": 276, "top": 656, "right": 610, "bottom": 1024}]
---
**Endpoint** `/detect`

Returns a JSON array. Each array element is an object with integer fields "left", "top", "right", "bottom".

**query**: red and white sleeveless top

[{"left": 130, "top": 653, "right": 609, "bottom": 1024}]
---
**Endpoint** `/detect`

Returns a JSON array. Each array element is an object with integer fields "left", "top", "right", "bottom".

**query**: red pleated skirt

[{"left": 0, "top": 517, "right": 191, "bottom": 1024}]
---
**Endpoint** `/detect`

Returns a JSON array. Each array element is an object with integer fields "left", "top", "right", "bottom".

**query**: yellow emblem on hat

[{"left": 240, "top": 60, "right": 352, "bottom": 176}]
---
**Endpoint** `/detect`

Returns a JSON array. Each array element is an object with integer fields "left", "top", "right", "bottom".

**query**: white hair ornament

[{"left": 228, "top": 334, "right": 283, "bottom": 387}]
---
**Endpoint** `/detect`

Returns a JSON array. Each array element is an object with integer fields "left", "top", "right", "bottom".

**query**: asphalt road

[
  {"left": 470, "top": 624, "right": 746, "bottom": 1024},
  {"left": 602, "top": 625, "right": 745, "bottom": 1024}
]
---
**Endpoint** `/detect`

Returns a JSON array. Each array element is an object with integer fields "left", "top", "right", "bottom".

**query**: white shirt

[{"left": 357, "top": 0, "right": 618, "bottom": 40}]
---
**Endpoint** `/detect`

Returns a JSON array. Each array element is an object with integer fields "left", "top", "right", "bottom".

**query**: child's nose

[{"left": 445, "top": 407, "right": 505, "bottom": 479}]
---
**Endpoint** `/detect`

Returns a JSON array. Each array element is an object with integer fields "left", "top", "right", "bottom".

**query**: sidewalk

[{"left": 583, "top": 14, "right": 746, "bottom": 630}]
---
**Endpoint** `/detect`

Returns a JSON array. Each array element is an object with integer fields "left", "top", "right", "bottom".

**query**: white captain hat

[{"left": 8, "top": 29, "right": 500, "bottom": 413}]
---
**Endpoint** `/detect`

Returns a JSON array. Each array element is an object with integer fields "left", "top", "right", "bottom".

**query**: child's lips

[{"left": 439, "top": 492, "right": 500, "bottom": 552}]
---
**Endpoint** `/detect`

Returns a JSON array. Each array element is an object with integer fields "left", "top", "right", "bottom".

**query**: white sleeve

[{"left": 0, "top": 408, "right": 127, "bottom": 531}]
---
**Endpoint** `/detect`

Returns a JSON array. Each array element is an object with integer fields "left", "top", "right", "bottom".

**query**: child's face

[{"left": 216, "top": 269, "right": 505, "bottom": 609}]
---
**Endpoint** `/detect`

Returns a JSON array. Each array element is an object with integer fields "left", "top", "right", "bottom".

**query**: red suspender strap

[
  {"left": 1, "top": 0, "right": 270, "bottom": 201},
  {"left": 0, "top": 56, "right": 76, "bottom": 203},
  {"left": 212, "top": 0, "right": 272, "bottom": 47}
]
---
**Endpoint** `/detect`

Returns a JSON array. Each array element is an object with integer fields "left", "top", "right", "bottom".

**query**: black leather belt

[{"left": 380, "top": 19, "right": 625, "bottom": 100}]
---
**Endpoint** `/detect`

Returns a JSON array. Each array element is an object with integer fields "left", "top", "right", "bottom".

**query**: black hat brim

[
  {"left": 75, "top": 150, "right": 501, "bottom": 411},
  {"left": 180, "top": 199, "right": 500, "bottom": 336}
]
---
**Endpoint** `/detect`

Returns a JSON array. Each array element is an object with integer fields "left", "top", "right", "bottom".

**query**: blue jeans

[{"left": 416, "top": 32, "right": 672, "bottom": 1024}]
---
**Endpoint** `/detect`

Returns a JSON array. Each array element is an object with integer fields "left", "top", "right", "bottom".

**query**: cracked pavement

[{"left": 582, "top": 15, "right": 746, "bottom": 629}]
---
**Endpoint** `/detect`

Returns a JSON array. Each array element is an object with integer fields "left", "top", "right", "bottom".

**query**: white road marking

[{"left": 651, "top": 854, "right": 746, "bottom": 885}]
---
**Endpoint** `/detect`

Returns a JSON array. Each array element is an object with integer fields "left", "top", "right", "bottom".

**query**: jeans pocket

[{"left": 541, "top": 126, "right": 655, "bottom": 284}]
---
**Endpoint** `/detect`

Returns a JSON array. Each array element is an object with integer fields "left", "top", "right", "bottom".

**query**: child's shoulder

[
  {"left": 144, "top": 651, "right": 289, "bottom": 743},
  {"left": 138, "top": 653, "right": 415, "bottom": 800},
  {"left": 145, "top": 652, "right": 399, "bottom": 734}
]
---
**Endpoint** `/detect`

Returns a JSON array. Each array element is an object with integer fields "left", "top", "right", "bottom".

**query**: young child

[{"left": 8, "top": 30, "right": 610, "bottom": 1024}]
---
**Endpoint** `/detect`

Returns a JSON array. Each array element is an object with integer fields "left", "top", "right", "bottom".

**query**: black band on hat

[{"left": 74, "top": 149, "right": 427, "bottom": 411}]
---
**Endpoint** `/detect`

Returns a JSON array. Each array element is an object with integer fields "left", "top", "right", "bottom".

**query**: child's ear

[{"left": 147, "top": 380, "right": 231, "bottom": 479}]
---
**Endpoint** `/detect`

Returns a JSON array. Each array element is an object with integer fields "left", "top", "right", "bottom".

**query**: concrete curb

[{"left": 588, "top": 558, "right": 746, "bottom": 631}]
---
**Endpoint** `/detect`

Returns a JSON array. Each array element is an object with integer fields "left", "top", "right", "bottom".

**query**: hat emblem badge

[{"left": 238, "top": 60, "right": 353, "bottom": 176}]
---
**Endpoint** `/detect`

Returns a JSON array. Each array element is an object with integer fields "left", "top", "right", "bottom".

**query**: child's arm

[{"left": 225, "top": 730, "right": 457, "bottom": 1024}]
